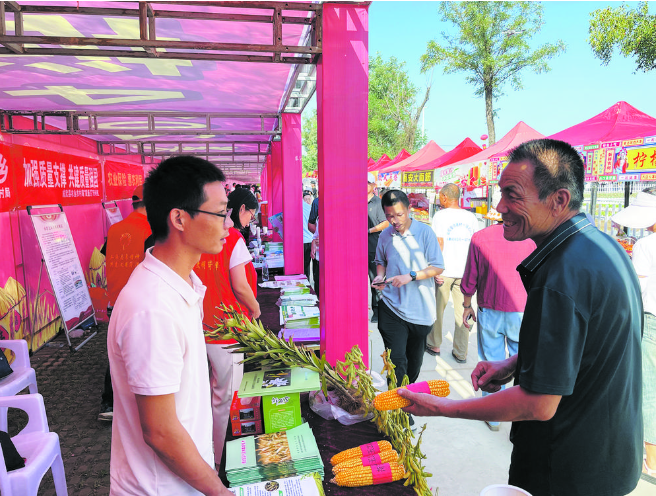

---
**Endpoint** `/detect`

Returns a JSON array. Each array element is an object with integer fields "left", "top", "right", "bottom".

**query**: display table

[{"left": 217, "top": 278, "right": 417, "bottom": 495}]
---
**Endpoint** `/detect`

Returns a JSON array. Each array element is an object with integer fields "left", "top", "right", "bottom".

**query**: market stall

[{"left": 546, "top": 101, "right": 656, "bottom": 250}]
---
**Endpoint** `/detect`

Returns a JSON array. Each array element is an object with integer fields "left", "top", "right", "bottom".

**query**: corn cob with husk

[
  {"left": 330, "top": 440, "right": 392, "bottom": 466},
  {"left": 373, "top": 380, "right": 450, "bottom": 411},
  {"left": 330, "top": 462, "right": 406, "bottom": 487},
  {"left": 212, "top": 306, "right": 434, "bottom": 496},
  {"left": 333, "top": 449, "right": 399, "bottom": 474}
]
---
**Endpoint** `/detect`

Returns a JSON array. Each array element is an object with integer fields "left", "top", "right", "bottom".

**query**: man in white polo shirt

[{"left": 108, "top": 156, "right": 232, "bottom": 496}]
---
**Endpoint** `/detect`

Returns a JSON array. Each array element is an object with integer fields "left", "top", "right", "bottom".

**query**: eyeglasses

[
  {"left": 184, "top": 208, "right": 232, "bottom": 225},
  {"left": 247, "top": 209, "right": 257, "bottom": 222}
]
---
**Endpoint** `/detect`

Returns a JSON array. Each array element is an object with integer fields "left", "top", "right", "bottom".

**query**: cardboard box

[
  {"left": 261, "top": 391, "right": 302, "bottom": 434},
  {"left": 231, "top": 418, "right": 263, "bottom": 437},
  {"left": 230, "top": 391, "right": 261, "bottom": 423}
]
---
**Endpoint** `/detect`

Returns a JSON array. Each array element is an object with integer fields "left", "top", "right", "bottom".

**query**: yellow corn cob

[
  {"left": 330, "top": 440, "right": 392, "bottom": 466},
  {"left": 333, "top": 449, "right": 399, "bottom": 474},
  {"left": 373, "top": 380, "right": 450, "bottom": 411},
  {"left": 330, "top": 462, "right": 406, "bottom": 487}
]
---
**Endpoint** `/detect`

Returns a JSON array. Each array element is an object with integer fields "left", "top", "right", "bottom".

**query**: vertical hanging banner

[
  {"left": 30, "top": 210, "right": 95, "bottom": 336},
  {"left": 104, "top": 160, "right": 145, "bottom": 200},
  {"left": 102, "top": 201, "right": 124, "bottom": 226},
  {"left": 12, "top": 145, "right": 101, "bottom": 207},
  {"left": 0, "top": 142, "right": 17, "bottom": 212}
]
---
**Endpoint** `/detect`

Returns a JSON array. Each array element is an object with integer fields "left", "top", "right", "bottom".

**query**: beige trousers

[
  {"left": 206, "top": 343, "right": 244, "bottom": 466},
  {"left": 426, "top": 276, "right": 470, "bottom": 360}
]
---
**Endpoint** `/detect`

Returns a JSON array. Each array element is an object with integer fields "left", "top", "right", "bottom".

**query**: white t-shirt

[
  {"left": 230, "top": 236, "right": 252, "bottom": 269},
  {"left": 108, "top": 249, "right": 213, "bottom": 496},
  {"left": 631, "top": 232, "right": 656, "bottom": 314},
  {"left": 431, "top": 208, "right": 478, "bottom": 278}
]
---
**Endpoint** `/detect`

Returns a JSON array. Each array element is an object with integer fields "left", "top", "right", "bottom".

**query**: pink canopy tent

[
  {"left": 450, "top": 122, "right": 545, "bottom": 167},
  {"left": 377, "top": 141, "right": 445, "bottom": 173},
  {"left": 368, "top": 153, "right": 391, "bottom": 171},
  {"left": 406, "top": 137, "right": 482, "bottom": 171},
  {"left": 371, "top": 149, "right": 410, "bottom": 171},
  {"left": 547, "top": 101, "right": 656, "bottom": 146},
  {"left": 368, "top": 157, "right": 376, "bottom": 167}
]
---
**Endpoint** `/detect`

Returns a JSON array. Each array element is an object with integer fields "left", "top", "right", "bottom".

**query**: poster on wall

[
  {"left": 12, "top": 144, "right": 101, "bottom": 207},
  {"left": 0, "top": 143, "right": 17, "bottom": 212},
  {"left": 376, "top": 171, "right": 402, "bottom": 189},
  {"left": 269, "top": 212, "right": 284, "bottom": 240},
  {"left": 104, "top": 160, "right": 145, "bottom": 200},
  {"left": 30, "top": 210, "right": 95, "bottom": 339},
  {"left": 102, "top": 201, "right": 124, "bottom": 226}
]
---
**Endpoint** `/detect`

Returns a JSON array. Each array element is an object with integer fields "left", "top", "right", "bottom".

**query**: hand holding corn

[{"left": 373, "top": 380, "right": 450, "bottom": 411}]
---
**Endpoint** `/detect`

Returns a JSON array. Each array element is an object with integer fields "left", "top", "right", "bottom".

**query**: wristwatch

[{"left": 410, "top": 271, "right": 417, "bottom": 281}]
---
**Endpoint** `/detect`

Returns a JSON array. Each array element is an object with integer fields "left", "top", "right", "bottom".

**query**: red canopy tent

[
  {"left": 384, "top": 149, "right": 411, "bottom": 169},
  {"left": 547, "top": 101, "right": 656, "bottom": 146},
  {"left": 368, "top": 157, "right": 376, "bottom": 167},
  {"left": 369, "top": 154, "right": 391, "bottom": 171},
  {"left": 450, "top": 122, "right": 544, "bottom": 167},
  {"left": 377, "top": 141, "right": 445, "bottom": 173},
  {"left": 406, "top": 138, "right": 482, "bottom": 171}
]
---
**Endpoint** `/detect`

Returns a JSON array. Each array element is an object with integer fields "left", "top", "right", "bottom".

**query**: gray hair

[{"left": 508, "top": 139, "right": 584, "bottom": 211}]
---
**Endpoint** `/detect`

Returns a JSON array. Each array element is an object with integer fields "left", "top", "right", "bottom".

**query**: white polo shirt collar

[{"left": 141, "top": 248, "right": 206, "bottom": 306}]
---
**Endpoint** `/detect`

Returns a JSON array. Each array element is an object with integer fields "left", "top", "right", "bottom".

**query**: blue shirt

[
  {"left": 375, "top": 220, "right": 444, "bottom": 326},
  {"left": 302, "top": 201, "right": 313, "bottom": 243}
]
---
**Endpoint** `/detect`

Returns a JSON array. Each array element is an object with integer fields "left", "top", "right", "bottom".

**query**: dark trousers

[
  {"left": 303, "top": 242, "right": 312, "bottom": 279},
  {"left": 312, "top": 259, "right": 320, "bottom": 297},
  {"left": 101, "top": 365, "right": 113, "bottom": 406},
  {"left": 377, "top": 300, "right": 432, "bottom": 384},
  {"left": 368, "top": 252, "right": 381, "bottom": 310}
]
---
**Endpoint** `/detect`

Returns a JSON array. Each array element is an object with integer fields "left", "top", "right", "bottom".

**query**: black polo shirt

[
  {"left": 368, "top": 194, "right": 387, "bottom": 254},
  {"left": 510, "top": 213, "right": 643, "bottom": 496}
]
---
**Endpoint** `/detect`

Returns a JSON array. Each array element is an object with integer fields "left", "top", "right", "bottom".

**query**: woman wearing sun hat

[{"left": 612, "top": 188, "right": 656, "bottom": 481}]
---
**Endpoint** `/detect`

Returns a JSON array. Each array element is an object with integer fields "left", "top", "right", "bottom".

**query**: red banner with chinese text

[
  {"left": 11, "top": 144, "right": 101, "bottom": 208},
  {"left": 0, "top": 142, "right": 17, "bottom": 212},
  {"left": 104, "top": 160, "right": 145, "bottom": 201}
]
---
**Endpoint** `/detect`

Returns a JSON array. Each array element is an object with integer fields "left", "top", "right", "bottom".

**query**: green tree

[
  {"left": 589, "top": 2, "right": 656, "bottom": 72},
  {"left": 301, "top": 54, "right": 429, "bottom": 169},
  {"left": 421, "top": 2, "right": 565, "bottom": 145},
  {"left": 368, "top": 53, "right": 430, "bottom": 159},
  {"left": 301, "top": 109, "right": 318, "bottom": 173}
]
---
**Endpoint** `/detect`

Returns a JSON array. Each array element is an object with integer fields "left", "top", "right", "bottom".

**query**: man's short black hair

[
  {"left": 303, "top": 190, "right": 313, "bottom": 198},
  {"left": 381, "top": 189, "right": 410, "bottom": 209},
  {"left": 508, "top": 138, "right": 584, "bottom": 211},
  {"left": 144, "top": 155, "right": 226, "bottom": 242}
]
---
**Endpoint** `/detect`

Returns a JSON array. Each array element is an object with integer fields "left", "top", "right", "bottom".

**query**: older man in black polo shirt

[
  {"left": 367, "top": 172, "right": 389, "bottom": 323},
  {"left": 398, "top": 139, "right": 643, "bottom": 496}
]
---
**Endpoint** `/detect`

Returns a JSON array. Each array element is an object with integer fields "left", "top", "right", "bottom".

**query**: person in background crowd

[
  {"left": 399, "top": 139, "right": 643, "bottom": 496},
  {"left": 303, "top": 191, "right": 314, "bottom": 281},
  {"left": 195, "top": 188, "right": 260, "bottom": 469},
  {"left": 310, "top": 216, "right": 320, "bottom": 297},
  {"left": 460, "top": 199, "right": 535, "bottom": 431},
  {"left": 367, "top": 172, "right": 389, "bottom": 323},
  {"left": 229, "top": 188, "right": 258, "bottom": 242},
  {"left": 108, "top": 156, "right": 232, "bottom": 496},
  {"left": 99, "top": 185, "right": 152, "bottom": 422},
  {"left": 372, "top": 190, "right": 443, "bottom": 397},
  {"left": 308, "top": 194, "right": 320, "bottom": 294},
  {"left": 612, "top": 189, "right": 656, "bottom": 481},
  {"left": 254, "top": 186, "right": 262, "bottom": 202},
  {"left": 426, "top": 183, "right": 478, "bottom": 363}
]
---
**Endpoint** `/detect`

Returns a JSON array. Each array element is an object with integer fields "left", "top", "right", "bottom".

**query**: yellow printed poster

[{"left": 626, "top": 146, "right": 656, "bottom": 172}]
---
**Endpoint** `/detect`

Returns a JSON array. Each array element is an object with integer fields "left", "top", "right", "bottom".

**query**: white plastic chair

[
  {"left": 0, "top": 394, "right": 68, "bottom": 495},
  {"left": 0, "top": 340, "right": 38, "bottom": 432}
]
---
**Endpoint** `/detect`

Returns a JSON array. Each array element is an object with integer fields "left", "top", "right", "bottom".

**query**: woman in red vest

[{"left": 195, "top": 188, "right": 259, "bottom": 467}]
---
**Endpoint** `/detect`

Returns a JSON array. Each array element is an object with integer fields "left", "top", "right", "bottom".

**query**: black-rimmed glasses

[{"left": 184, "top": 208, "right": 232, "bottom": 225}]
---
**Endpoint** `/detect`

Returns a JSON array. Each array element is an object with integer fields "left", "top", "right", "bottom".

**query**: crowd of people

[
  {"left": 369, "top": 139, "right": 651, "bottom": 496},
  {"left": 97, "top": 138, "right": 653, "bottom": 496}
]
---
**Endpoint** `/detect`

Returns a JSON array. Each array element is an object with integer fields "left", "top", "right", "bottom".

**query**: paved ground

[{"left": 5, "top": 298, "right": 654, "bottom": 496}]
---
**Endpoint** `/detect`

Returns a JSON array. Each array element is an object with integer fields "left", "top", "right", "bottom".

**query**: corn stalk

[{"left": 208, "top": 306, "right": 434, "bottom": 496}]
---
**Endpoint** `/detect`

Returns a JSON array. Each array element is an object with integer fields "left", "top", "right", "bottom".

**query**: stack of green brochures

[
  {"left": 225, "top": 424, "right": 324, "bottom": 486},
  {"left": 238, "top": 367, "right": 321, "bottom": 398},
  {"left": 280, "top": 305, "right": 320, "bottom": 329},
  {"left": 227, "top": 473, "right": 325, "bottom": 496}
]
